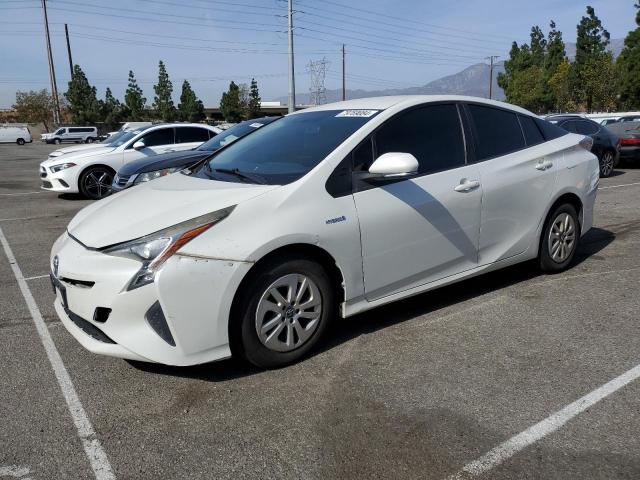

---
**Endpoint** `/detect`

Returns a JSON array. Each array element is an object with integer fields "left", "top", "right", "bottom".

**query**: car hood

[
  {"left": 68, "top": 172, "right": 278, "bottom": 248},
  {"left": 117, "top": 149, "right": 210, "bottom": 176},
  {"left": 42, "top": 146, "right": 116, "bottom": 166},
  {"left": 49, "top": 144, "right": 110, "bottom": 158}
]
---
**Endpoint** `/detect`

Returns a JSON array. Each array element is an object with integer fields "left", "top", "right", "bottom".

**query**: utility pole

[
  {"left": 41, "top": 0, "right": 60, "bottom": 125},
  {"left": 341, "top": 44, "right": 346, "bottom": 101},
  {"left": 64, "top": 24, "right": 74, "bottom": 79},
  {"left": 485, "top": 55, "right": 499, "bottom": 100},
  {"left": 287, "top": 0, "right": 296, "bottom": 113}
]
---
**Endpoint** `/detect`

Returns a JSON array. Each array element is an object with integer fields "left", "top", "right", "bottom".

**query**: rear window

[
  {"left": 576, "top": 121, "right": 599, "bottom": 135},
  {"left": 467, "top": 104, "right": 525, "bottom": 161},
  {"left": 518, "top": 115, "right": 545, "bottom": 147},
  {"left": 535, "top": 118, "right": 568, "bottom": 141}
]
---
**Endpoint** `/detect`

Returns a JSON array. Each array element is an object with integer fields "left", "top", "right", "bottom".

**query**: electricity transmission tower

[{"left": 307, "top": 58, "right": 330, "bottom": 105}]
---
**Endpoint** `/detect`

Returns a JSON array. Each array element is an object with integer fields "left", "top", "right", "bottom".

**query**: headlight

[
  {"left": 134, "top": 167, "right": 182, "bottom": 184},
  {"left": 102, "top": 206, "right": 235, "bottom": 290},
  {"left": 50, "top": 162, "right": 77, "bottom": 172}
]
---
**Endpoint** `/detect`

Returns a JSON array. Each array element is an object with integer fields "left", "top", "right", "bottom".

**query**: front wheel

[
  {"left": 16, "top": 138, "right": 25, "bottom": 145},
  {"left": 230, "top": 256, "right": 335, "bottom": 369},
  {"left": 539, "top": 204, "right": 580, "bottom": 273},
  {"left": 79, "top": 166, "right": 114, "bottom": 200},
  {"left": 53, "top": 138, "right": 61, "bottom": 144},
  {"left": 599, "top": 150, "right": 615, "bottom": 177}
]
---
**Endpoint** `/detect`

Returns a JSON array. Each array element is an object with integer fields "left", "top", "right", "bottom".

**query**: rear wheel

[
  {"left": 79, "top": 166, "right": 114, "bottom": 200},
  {"left": 85, "top": 137, "right": 94, "bottom": 144},
  {"left": 599, "top": 150, "right": 615, "bottom": 177},
  {"left": 230, "top": 256, "right": 335, "bottom": 369},
  {"left": 16, "top": 138, "right": 25, "bottom": 145},
  {"left": 539, "top": 204, "right": 580, "bottom": 273}
]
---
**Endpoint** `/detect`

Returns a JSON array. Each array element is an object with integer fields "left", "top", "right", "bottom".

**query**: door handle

[
  {"left": 454, "top": 179, "right": 480, "bottom": 192},
  {"left": 536, "top": 159, "right": 553, "bottom": 171}
]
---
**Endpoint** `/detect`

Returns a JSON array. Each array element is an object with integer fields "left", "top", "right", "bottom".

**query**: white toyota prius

[{"left": 50, "top": 96, "right": 599, "bottom": 369}]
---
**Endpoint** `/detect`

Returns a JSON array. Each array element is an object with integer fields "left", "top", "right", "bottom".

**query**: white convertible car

[
  {"left": 49, "top": 96, "right": 599, "bottom": 368},
  {"left": 40, "top": 123, "right": 220, "bottom": 199}
]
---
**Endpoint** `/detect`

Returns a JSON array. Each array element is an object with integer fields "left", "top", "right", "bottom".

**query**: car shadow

[
  {"left": 58, "top": 193, "right": 88, "bottom": 201},
  {"left": 606, "top": 170, "right": 626, "bottom": 177},
  {"left": 128, "top": 227, "right": 615, "bottom": 382}
]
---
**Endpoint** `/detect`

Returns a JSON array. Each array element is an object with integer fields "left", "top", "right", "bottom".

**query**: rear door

[
  {"left": 466, "top": 104, "right": 558, "bottom": 264},
  {"left": 174, "top": 126, "right": 211, "bottom": 151},
  {"left": 353, "top": 103, "right": 482, "bottom": 300}
]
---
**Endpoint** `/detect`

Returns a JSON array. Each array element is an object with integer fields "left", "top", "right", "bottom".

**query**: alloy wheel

[
  {"left": 600, "top": 152, "right": 614, "bottom": 177},
  {"left": 83, "top": 169, "right": 113, "bottom": 199},
  {"left": 548, "top": 212, "right": 576, "bottom": 263},
  {"left": 255, "top": 273, "right": 322, "bottom": 352}
]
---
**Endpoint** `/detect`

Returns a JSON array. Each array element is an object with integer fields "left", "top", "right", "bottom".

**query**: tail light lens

[
  {"left": 579, "top": 136, "right": 594, "bottom": 151},
  {"left": 620, "top": 137, "right": 640, "bottom": 146}
]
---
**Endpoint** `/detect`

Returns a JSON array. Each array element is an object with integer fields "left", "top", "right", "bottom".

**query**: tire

[
  {"left": 230, "top": 256, "right": 335, "bottom": 369},
  {"left": 16, "top": 138, "right": 25, "bottom": 145},
  {"left": 599, "top": 150, "right": 615, "bottom": 177},
  {"left": 54, "top": 138, "right": 61, "bottom": 144},
  {"left": 85, "top": 137, "right": 94, "bottom": 144},
  {"left": 79, "top": 166, "right": 114, "bottom": 200},
  {"left": 539, "top": 204, "right": 580, "bottom": 273}
]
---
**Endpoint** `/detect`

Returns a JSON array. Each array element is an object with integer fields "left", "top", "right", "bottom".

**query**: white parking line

[
  {"left": 0, "top": 191, "right": 41, "bottom": 196},
  {"left": 24, "top": 274, "right": 50, "bottom": 281},
  {"left": 0, "top": 226, "right": 115, "bottom": 480},
  {"left": 447, "top": 362, "right": 640, "bottom": 479},
  {"left": 0, "top": 215, "right": 60, "bottom": 223},
  {"left": 0, "top": 465, "right": 31, "bottom": 479},
  {"left": 599, "top": 181, "right": 640, "bottom": 190}
]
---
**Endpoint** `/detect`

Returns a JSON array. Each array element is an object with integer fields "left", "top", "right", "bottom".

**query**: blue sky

[{"left": 0, "top": 0, "right": 636, "bottom": 108}]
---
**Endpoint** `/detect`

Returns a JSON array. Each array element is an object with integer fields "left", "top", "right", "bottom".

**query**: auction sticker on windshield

[{"left": 335, "top": 110, "right": 379, "bottom": 117}]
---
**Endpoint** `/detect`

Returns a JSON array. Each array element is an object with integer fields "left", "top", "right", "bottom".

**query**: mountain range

[{"left": 281, "top": 38, "right": 625, "bottom": 105}]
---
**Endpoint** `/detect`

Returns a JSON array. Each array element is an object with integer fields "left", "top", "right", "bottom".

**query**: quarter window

[
  {"left": 560, "top": 121, "right": 581, "bottom": 134},
  {"left": 576, "top": 121, "right": 599, "bottom": 135},
  {"left": 535, "top": 118, "right": 568, "bottom": 140},
  {"left": 374, "top": 104, "right": 465, "bottom": 175},
  {"left": 518, "top": 115, "right": 545, "bottom": 146},
  {"left": 140, "top": 128, "right": 174, "bottom": 147},
  {"left": 175, "top": 127, "right": 211, "bottom": 143},
  {"left": 467, "top": 104, "right": 525, "bottom": 161}
]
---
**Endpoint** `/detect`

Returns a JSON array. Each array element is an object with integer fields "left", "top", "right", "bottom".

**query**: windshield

[
  {"left": 54, "top": 128, "right": 65, "bottom": 135},
  {"left": 101, "top": 130, "right": 127, "bottom": 144},
  {"left": 197, "top": 119, "right": 278, "bottom": 152},
  {"left": 194, "top": 109, "right": 379, "bottom": 185},
  {"left": 110, "top": 129, "right": 144, "bottom": 147}
]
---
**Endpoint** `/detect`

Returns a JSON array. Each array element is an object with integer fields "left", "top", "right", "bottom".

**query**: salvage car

[
  {"left": 49, "top": 96, "right": 599, "bottom": 369},
  {"left": 112, "top": 117, "right": 279, "bottom": 192}
]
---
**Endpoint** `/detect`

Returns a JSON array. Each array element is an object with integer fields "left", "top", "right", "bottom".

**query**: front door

[
  {"left": 122, "top": 127, "right": 176, "bottom": 165},
  {"left": 352, "top": 103, "right": 482, "bottom": 301}
]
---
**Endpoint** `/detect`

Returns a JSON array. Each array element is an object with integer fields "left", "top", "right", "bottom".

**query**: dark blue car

[{"left": 111, "top": 117, "right": 280, "bottom": 192}]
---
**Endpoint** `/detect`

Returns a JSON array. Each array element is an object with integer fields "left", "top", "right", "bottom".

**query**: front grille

[
  {"left": 114, "top": 174, "right": 130, "bottom": 187},
  {"left": 66, "top": 308, "right": 116, "bottom": 344},
  {"left": 41, "top": 180, "right": 52, "bottom": 188}
]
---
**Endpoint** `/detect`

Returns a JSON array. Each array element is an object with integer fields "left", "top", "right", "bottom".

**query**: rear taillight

[
  {"left": 620, "top": 137, "right": 640, "bottom": 146},
  {"left": 579, "top": 136, "right": 594, "bottom": 151}
]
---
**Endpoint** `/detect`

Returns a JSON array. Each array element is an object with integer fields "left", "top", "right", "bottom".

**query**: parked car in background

[
  {"left": 42, "top": 126, "right": 99, "bottom": 144},
  {"left": 112, "top": 117, "right": 279, "bottom": 192},
  {"left": 0, "top": 124, "right": 32, "bottom": 145},
  {"left": 40, "top": 123, "right": 219, "bottom": 199},
  {"left": 49, "top": 96, "right": 598, "bottom": 369},
  {"left": 607, "top": 121, "right": 640, "bottom": 165},
  {"left": 546, "top": 115, "right": 620, "bottom": 177},
  {"left": 47, "top": 126, "right": 156, "bottom": 160}
]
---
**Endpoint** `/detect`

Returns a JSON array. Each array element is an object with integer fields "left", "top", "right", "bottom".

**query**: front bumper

[
  {"left": 39, "top": 163, "right": 78, "bottom": 193},
  {"left": 50, "top": 233, "right": 252, "bottom": 365}
]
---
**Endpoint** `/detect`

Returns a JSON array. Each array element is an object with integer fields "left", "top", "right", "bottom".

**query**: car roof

[
  {"left": 145, "top": 123, "right": 217, "bottom": 129},
  {"left": 299, "top": 95, "right": 535, "bottom": 116}
]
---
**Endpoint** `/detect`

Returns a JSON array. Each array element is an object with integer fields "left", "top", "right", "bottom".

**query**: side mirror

[
  {"left": 368, "top": 152, "right": 419, "bottom": 178},
  {"left": 132, "top": 140, "right": 145, "bottom": 150}
]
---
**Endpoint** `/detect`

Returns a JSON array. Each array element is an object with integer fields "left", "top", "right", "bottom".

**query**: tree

[
  {"left": 238, "top": 83, "right": 250, "bottom": 119},
  {"left": 64, "top": 64, "right": 100, "bottom": 124},
  {"left": 219, "top": 81, "right": 243, "bottom": 122},
  {"left": 545, "top": 20, "right": 567, "bottom": 73},
  {"left": 617, "top": 2, "right": 640, "bottom": 109},
  {"left": 12, "top": 89, "right": 56, "bottom": 131},
  {"left": 570, "top": 6, "right": 611, "bottom": 111},
  {"left": 152, "top": 60, "right": 175, "bottom": 121},
  {"left": 177, "top": 80, "right": 205, "bottom": 122},
  {"left": 548, "top": 59, "right": 576, "bottom": 112},
  {"left": 248, "top": 78, "right": 261, "bottom": 118},
  {"left": 101, "top": 88, "right": 125, "bottom": 131},
  {"left": 124, "top": 70, "right": 146, "bottom": 121},
  {"left": 529, "top": 26, "right": 547, "bottom": 66}
]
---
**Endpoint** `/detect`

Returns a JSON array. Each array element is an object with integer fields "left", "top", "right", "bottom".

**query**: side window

[
  {"left": 560, "top": 121, "right": 580, "bottom": 134},
  {"left": 535, "top": 118, "right": 568, "bottom": 140},
  {"left": 518, "top": 115, "right": 545, "bottom": 146},
  {"left": 175, "top": 127, "right": 210, "bottom": 143},
  {"left": 140, "top": 128, "right": 174, "bottom": 147},
  {"left": 576, "top": 121, "right": 599, "bottom": 135},
  {"left": 374, "top": 104, "right": 465, "bottom": 175},
  {"left": 467, "top": 104, "right": 525, "bottom": 161}
]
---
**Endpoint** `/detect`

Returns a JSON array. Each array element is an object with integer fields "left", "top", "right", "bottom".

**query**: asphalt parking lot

[{"left": 1, "top": 142, "right": 640, "bottom": 480}]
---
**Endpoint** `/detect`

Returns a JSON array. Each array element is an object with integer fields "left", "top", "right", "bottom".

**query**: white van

[
  {"left": 42, "top": 126, "right": 98, "bottom": 144},
  {"left": 0, "top": 125, "right": 32, "bottom": 145}
]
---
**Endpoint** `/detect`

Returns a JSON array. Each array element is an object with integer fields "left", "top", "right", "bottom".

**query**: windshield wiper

[{"left": 213, "top": 168, "right": 267, "bottom": 184}]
